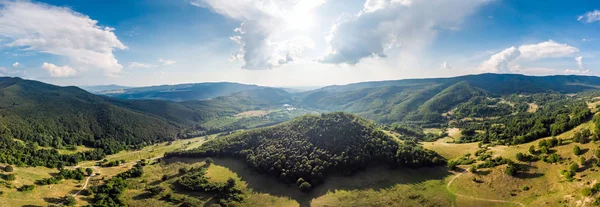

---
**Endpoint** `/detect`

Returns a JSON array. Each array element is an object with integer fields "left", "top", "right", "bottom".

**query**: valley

[{"left": 3, "top": 74, "right": 600, "bottom": 206}]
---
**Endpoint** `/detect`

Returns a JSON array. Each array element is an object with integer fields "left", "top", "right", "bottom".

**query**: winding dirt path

[{"left": 447, "top": 169, "right": 525, "bottom": 207}]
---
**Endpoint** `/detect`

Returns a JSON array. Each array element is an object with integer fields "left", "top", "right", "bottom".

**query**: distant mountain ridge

[
  {"left": 99, "top": 82, "right": 271, "bottom": 102},
  {"left": 296, "top": 73, "right": 600, "bottom": 124}
]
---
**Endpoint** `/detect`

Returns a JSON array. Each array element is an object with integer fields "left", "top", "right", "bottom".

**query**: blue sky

[{"left": 0, "top": 0, "right": 599, "bottom": 87}]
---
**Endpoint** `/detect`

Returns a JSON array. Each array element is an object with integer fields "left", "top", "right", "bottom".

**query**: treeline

[
  {"left": 166, "top": 113, "right": 445, "bottom": 191},
  {"left": 36, "top": 168, "right": 89, "bottom": 185},
  {"left": 387, "top": 124, "right": 447, "bottom": 141},
  {"left": 0, "top": 135, "right": 105, "bottom": 168}
]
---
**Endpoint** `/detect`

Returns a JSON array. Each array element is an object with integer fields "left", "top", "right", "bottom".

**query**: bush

[
  {"left": 147, "top": 186, "right": 165, "bottom": 197},
  {"left": 2, "top": 173, "right": 16, "bottom": 181},
  {"left": 582, "top": 188, "right": 593, "bottom": 197},
  {"left": 523, "top": 186, "right": 530, "bottom": 191},
  {"left": 574, "top": 146, "right": 581, "bottom": 156},
  {"left": 63, "top": 195, "right": 76, "bottom": 206},
  {"left": 570, "top": 163, "right": 579, "bottom": 173},
  {"left": 18, "top": 185, "right": 35, "bottom": 192},
  {"left": 3, "top": 165, "right": 14, "bottom": 172},
  {"left": 298, "top": 181, "right": 312, "bottom": 192}
]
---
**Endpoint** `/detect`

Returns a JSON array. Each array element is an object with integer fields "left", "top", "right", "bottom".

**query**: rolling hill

[
  {"left": 296, "top": 73, "right": 600, "bottom": 124},
  {"left": 0, "top": 77, "right": 293, "bottom": 157}
]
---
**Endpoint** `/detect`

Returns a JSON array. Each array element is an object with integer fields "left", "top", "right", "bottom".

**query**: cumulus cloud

[
  {"left": 190, "top": 0, "right": 325, "bottom": 69},
  {"left": 578, "top": 10, "right": 600, "bottom": 23},
  {"left": 158, "top": 58, "right": 176, "bottom": 65},
  {"left": 518, "top": 40, "right": 579, "bottom": 60},
  {"left": 441, "top": 62, "right": 452, "bottom": 69},
  {"left": 479, "top": 40, "right": 579, "bottom": 73},
  {"left": 0, "top": 1, "right": 126, "bottom": 76},
  {"left": 42, "top": 62, "right": 76, "bottom": 77},
  {"left": 128, "top": 62, "right": 157, "bottom": 69},
  {"left": 320, "top": 0, "right": 489, "bottom": 64},
  {"left": 575, "top": 56, "right": 583, "bottom": 69},
  {"left": 478, "top": 46, "right": 520, "bottom": 73},
  {"left": 12, "top": 62, "right": 20, "bottom": 67}
]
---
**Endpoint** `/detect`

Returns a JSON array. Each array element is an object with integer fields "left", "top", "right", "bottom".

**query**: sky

[{"left": 0, "top": 0, "right": 599, "bottom": 87}]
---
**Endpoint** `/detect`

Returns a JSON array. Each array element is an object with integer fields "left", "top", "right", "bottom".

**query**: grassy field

[
  {"left": 0, "top": 135, "right": 211, "bottom": 206},
  {"left": 163, "top": 157, "right": 455, "bottom": 207},
  {"left": 122, "top": 159, "right": 297, "bottom": 207}
]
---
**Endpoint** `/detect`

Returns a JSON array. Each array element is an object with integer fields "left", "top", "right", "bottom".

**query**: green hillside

[{"left": 165, "top": 112, "right": 445, "bottom": 190}]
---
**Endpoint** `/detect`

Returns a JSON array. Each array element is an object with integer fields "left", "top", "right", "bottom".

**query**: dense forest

[
  {"left": 0, "top": 78, "right": 291, "bottom": 168},
  {"left": 165, "top": 112, "right": 445, "bottom": 190}
]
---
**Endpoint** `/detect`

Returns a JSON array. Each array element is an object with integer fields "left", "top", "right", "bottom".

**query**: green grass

[{"left": 122, "top": 160, "right": 297, "bottom": 207}]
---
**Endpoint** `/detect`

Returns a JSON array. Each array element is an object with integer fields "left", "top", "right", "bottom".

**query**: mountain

[
  {"left": 166, "top": 112, "right": 445, "bottom": 190},
  {"left": 297, "top": 73, "right": 600, "bottom": 124},
  {"left": 0, "top": 78, "right": 293, "bottom": 156},
  {"left": 79, "top": 84, "right": 132, "bottom": 93},
  {"left": 99, "top": 82, "right": 270, "bottom": 101}
]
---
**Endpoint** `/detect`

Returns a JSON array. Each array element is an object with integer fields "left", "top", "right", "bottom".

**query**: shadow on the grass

[{"left": 165, "top": 157, "right": 450, "bottom": 207}]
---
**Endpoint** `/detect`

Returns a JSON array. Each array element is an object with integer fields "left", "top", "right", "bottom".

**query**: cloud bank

[
  {"left": 0, "top": 1, "right": 126, "bottom": 76},
  {"left": 320, "top": 0, "right": 490, "bottom": 64},
  {"left": 191, "top": 0, "right": 325, "bottom": 69},
  {"left": 479, "top": 40, "right": 580, "bottom": 73}
]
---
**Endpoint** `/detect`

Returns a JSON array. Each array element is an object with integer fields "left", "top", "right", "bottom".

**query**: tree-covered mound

[{"left": 165, "top": 112, "right": 445, "bottom": 190}]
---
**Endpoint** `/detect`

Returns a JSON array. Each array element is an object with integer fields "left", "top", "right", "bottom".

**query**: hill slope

[
  {"left": 100, "top": 82, "right": 269, "bottom": 101},
  {"left": 297, "top": 73, "right": 600, "bottom": 124},
  {"left": 0, "top": 77, "right": 181, "bottom": 154},
  {"left": 165, "top": 112, "right": 445, "bottom": 190}
]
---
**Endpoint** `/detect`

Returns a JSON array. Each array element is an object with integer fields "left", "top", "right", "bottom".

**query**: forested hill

[
  {"left": 165, "top": 112, "right": 445, "bottom": 190},
  {"left": 99, "top": 82, "right": 269, "bottom": 101},
  {"left": 0, "top": 77, "right": 180, "bottom": 153},
  {"left": 0, "top": 78, "right": 292, "bottom": 154},
  {"left": 297, "top": 73, "right": 600, "bottom": 124}
]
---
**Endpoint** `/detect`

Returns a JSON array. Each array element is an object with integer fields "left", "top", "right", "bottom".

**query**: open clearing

[
  {"left": 0, "top": 135, "right": 211, "bottom": 206},
  {"left": 235, "top": 110, "right": 268, "bottom": 117}
]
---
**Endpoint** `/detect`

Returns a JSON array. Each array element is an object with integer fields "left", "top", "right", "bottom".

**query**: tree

[
  {"left": 505, "top": 163, "right": 519, "bottom": 176},
  {"left": 85, "top": 168, "right": 94, "bottom": 176},
  {"left": 529, "top": 146, "right": 536, "bottom": 155},
  {"left": 4, "top": 165, "right": 14, "bottom": 172},
  {"left": 574, "top": 146, "right": 581, "bottom": 156},
  {"left": 581, "top": 157, "right": 587, "bottom": 166},
  {"left": 595, "top": 150, "right": 600, "bottom": 159},
  {"left": 298, "top": 181, "right": 312, "bottom": 192},
  {"left": 62, "top": 195, "right": 76, "bottom": 206},
  {"left": 570, "top": 163, "right": 579, "bottom": 173}
]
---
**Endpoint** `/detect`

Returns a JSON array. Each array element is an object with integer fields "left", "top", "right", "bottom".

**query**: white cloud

[
  {"left": 320, "top": 0, "right": 489, "bottom": 64},
  {"left": 441, "top": 62, "right": 452, "bottom": 69},
  {"left": 479, "top": 40, "right": 579, "bottom": 73},
  {"left": 128, "top": 62, "right": 157, "bottom": 69},
  {"left": 158, "top": 58, "right": 176, "bottom": 66},
  {"left": 190, "top": 0, "right": 325, "bottom": 69},
  {"left": 478, "top": 46, "right": 520, "bottom": 73},
  {"left": 565, "top": 69, "right": 590, "bottom": 75},
  {"left": 0, "top": 1, "right": 126, "bottom": 76},
  {"left": 42, "top": 62, "right": 77, "bottom": 77},
  {"left": 12, "top": 62, "right": 20, "bottom": 67},
  {"left": 517, "top": 40, "right": 579, "bottom": 60},
  {"left": 575, "top": 56, "right": 583, "bottom": 69},
  {"left": 578, "top": 10, "right": 600, "bottom": 23}
]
